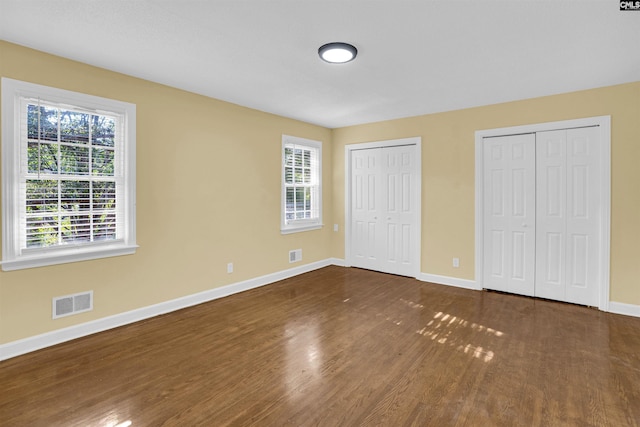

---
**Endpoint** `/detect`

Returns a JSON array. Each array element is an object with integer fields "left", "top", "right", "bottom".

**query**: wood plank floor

[{"left": 1, "top": 266, "right": 640, "bottom": 426}]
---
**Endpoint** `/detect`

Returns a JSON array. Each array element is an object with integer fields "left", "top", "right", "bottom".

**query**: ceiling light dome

[{"left": 318, "top": 42, "right": 358, "bottom": 64}]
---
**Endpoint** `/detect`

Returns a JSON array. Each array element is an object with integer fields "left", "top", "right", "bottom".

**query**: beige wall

[
  {"left": 332, "top": 81, "right": 640, "bottom": 306},
  {"left": 1, "top": 40, "right": 639, "bottom": 347},
  {"left": 0, "top": 41, "right": 333, "bottom": 344}
]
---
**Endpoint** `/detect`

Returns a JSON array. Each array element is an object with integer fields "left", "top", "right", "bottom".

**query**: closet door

[
  {"left": 380, "top": 145, "right": 418, "bottom": 277},
  {"left": 536, "top": 127, "right": 601, "bottom": 306},
  {"left": 351, "top": 148, "right": 382, "bottom": 271},
  {"left": 482, "top": 134, "right": 536, "bottom": 296},
  {"left": 350, "top": 145, "right": 419, "bottom": 277}
]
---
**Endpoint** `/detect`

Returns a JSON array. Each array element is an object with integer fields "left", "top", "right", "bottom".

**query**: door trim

[
  {"left": 474, "top": 116, "right": 611, "bottom": 310},
  {"left": 345, "top": 137, "right": 422, "bottom": 278}
]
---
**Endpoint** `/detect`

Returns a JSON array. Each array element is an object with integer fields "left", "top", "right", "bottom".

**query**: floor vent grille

[{"left": 53, "top": 291, "right": 93, "bottom": 319}]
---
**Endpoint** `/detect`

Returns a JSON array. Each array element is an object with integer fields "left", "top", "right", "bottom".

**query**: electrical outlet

[
  {"left": 227, "top": 262, "right": 233, "bottom": 273},
  {"left": 334, "top": 224, "right": 339, "bottom": 232},
  {"left": 453, "top": 257, "right": 460, "bottom": 268}
]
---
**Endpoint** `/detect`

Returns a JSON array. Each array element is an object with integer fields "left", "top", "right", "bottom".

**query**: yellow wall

[
  {"left": 332, "top": 81, "right": 640, "bottom": 305},
  {"left": 0, "top": 41, "right": 333, "bottom": 344},
  {"left": 1, "top": 40, "right": 639, "bottom": 347}
]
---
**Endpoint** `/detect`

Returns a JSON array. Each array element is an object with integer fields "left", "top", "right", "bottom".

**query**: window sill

[
  {"left": 280, "top": 224, "right": 323, "bottom": 235},
  {"left": 1, "top": 244, "right": 139, "bottom": 271}
]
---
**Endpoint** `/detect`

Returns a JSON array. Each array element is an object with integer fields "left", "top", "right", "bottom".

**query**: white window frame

[
  {"left": 281, "top": 135, "right": 322, "bottom": 234},
  {"left": 1, "top": 78, "right": 137, "bottom": 271}
]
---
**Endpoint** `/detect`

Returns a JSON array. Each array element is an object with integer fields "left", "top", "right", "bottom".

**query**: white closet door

[
  {"left": 535, "top": 130, "right": 566, "bottom": 301},
  {"left": 380, "top": 145, "right": 418, "bottom": 277},
  {"left": 350, "top": 145, "right": 418, "bottom": 277},
  {"left": 482, "top": 134, "right": 536, "bottom": 296},
  {"left": 351, "top": 149, "right": 382, "bottom": 271},
  {"left": 536, "top": 127, "right": 600, "bottom": 306}
]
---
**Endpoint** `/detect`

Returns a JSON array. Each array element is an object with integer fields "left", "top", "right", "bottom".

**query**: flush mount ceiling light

[{"left": 318, "top": 42, "right": 358, "bottom": 64}]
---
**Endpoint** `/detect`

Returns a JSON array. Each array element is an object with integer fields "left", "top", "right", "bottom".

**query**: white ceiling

[{"left": 1, "top": 1, "right": 639, "bottom": 128}]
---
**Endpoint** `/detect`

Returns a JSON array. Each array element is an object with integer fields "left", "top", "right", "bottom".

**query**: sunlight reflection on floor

[
  {"left": 100, "top": 412, "right": 132, "bottom": 427},
  {"left": 415, "top": 311, "right": 503, "bottom": 363},
  {"left": 348, "top": 296, "right": 503, "bottom": 363}
]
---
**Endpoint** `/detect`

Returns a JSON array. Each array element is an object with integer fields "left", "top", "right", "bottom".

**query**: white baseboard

[
  {"left": 329, "top": 257, "right": 346, "bottom": 267},
  {"left": 419, "top": 274, "right": 640, "bottom": 318},
  {"left": 607, "top": 301, "right": 640, "bottom": 318},
  {"left": 418, "top": 272, "right": 479, "bottom": 290},
  {"left": 0, "top": 258, "right": 343, "bottom": 361}
]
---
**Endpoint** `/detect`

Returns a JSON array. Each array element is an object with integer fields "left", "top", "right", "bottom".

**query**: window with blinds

[
  {"left": 24, "top": 101, "right": 120, "bottom": 248},
  {"left": 1, "top": 78, "right": 137, "bottom": 271},
  {"left": 281, "top": 135, "right": 322, "bottom": 234}
]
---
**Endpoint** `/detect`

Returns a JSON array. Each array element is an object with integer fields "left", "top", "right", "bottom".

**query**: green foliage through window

[
  {"left": 283, "top": 144, "right": 318, "bottom": 223},
  {"left": 25, "top": 102, "right": 118, "bottom": 248}
]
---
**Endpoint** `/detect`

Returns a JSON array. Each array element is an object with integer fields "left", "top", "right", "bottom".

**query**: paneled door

[
  {"left": 351, "top": 144, "right": 419, "bottom": 277},
  {"left": 535, "top": 127, "right": 601, "bottom": 306},
  {"left": 482, "top": 127, "right": 602, "bottom": 306},
  {"left": 482, "top": 134, "right": 536, "bottom": 296},
  {"left": 351, "top": 148, "right": 382, "bottom": 272}
]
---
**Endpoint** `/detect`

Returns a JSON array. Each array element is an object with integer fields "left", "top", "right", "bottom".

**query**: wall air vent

[
  {"left": 53, "top": 291, "right": 93, "bottom": 319},
  {"left": 289, "top": 249, "right": 302, "bottom": 263}
]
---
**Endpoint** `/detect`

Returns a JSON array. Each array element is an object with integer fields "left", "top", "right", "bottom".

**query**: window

[
  {"left": 1, "top": 78, "right": 137, "bottom": 271},
  {"left": 281, "top": 135, "right": 322, "bottom": 234}
]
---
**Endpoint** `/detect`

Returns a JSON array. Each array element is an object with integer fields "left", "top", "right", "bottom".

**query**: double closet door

[
  {"left": 483, "top": 127, "right": 601, "bottom": 306},
  {"left": 350, "top": 144, "right": 418, "bottom": 277}
]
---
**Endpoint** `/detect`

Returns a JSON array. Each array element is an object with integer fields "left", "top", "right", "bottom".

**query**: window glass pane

[
  {"left": 28, "top": 142, "right": 59, "bottom": 173},
  {"left": 304, "top": 168, "right": 311, "bottom": 183},
  {"left": 93, "top": 181, "right": 116, "bottom": 210},
  {"left": 304, "top": 150, "right": 311, "bottom": 167},
  {"left": 60, "top": 145, "right": 90, "bottom": 175},
  {"left": 61, "top": 180, "right": 90, "bottom": 212},
  {"left": 26, "top": 179, "right": 58, "bottom": 212},
  {"left": 294, "top": 149, "right": 303, "bottom": 166},
  {"left": 92, "top": 148, "right": 115, "bottom": 176},
  {"left": 284, "top": 147, "right": 293, "bottom": 166},
  {"left": 286, "top": 187, "right": 294, "bottom": 212},
  {"left": 294, "top": 167, "right": 303, "bottom": 183},
  {"left": 305, "top": 188, "right": 311, "bottom": 210},
  {"left": 92, "top": 115, "right": 115, "bottom": 147},
  {"left": 285, "top": 166, "right": 293, "bottom": 184},
  {"left": 27, "top": 104, "right": 39, "bottom": 140},
  {"left": 93, "top": 213, "right": 117, "bottom": 240},
  {"left": 61, "top": 214, "right": 91, "bottom": 243},
  {"left": 28, "top": 104, "right": 58, "bottom": 142},
  {"left": 26, "top": 215, "right": 59, "bottom": 248},
  {"left": 295, "top": 188, "right": 305, "bottom": 210},
  {"left": 60, "top": 111, "right": 89, "bottom": 144}
]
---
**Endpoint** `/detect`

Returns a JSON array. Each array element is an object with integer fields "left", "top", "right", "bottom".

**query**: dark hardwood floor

[{"left": 1, "top": 266, "right": 640, "bottom": 426}]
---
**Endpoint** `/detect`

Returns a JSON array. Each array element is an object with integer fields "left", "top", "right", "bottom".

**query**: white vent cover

[
  {"left": 289, "top": 249, "right": 302, "bottom": 263},
  {"left": 53, "top": 291, "right": 93, "bottom": 319}
]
